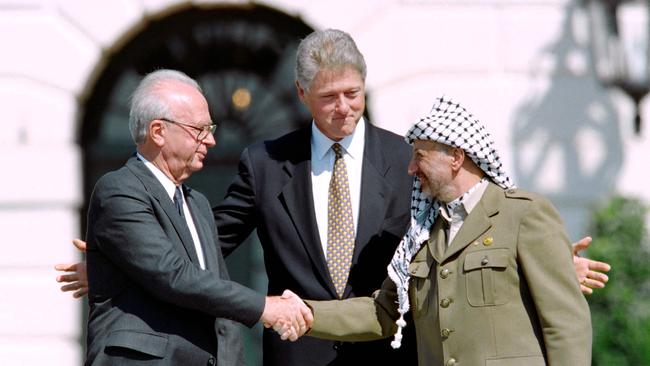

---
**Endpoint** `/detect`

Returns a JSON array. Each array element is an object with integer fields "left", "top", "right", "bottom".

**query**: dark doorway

[{"left": 79, "top": 4, "right": 314, "bottom": 364}]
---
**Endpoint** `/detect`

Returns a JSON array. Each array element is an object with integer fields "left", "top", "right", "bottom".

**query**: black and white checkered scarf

[{"left": 387, "top": 95, "right": 515, "bottom": 348}]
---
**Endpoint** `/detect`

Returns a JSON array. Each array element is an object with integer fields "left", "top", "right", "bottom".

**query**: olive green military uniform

[{"left": 308, "top": 182, "right": 592, "bottom": 366}]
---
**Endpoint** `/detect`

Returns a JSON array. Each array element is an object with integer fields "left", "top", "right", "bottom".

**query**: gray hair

[
  {"left": 295, "top": 29, "right": 367, "bottom": 92},
  {"left": 128, "top": 69, "right": 202, "bottom": 144}
]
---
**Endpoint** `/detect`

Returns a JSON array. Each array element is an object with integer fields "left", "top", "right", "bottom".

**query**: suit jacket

[
  {"left": 85, "top": 155, "right": 266, "bottom": 366},
  {"left": 308, "top": 182, "right": 592, "bottom": 366},
  {"left": 214, "top": 121, "right": 417, "bottom": 365}
]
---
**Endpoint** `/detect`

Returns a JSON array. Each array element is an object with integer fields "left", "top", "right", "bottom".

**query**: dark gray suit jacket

[
  {"left": 214, "top": 121, "right": 418, "bottom": 365},
  {"left": 85, "top": 155, "right": 266, "bottom": 365}
]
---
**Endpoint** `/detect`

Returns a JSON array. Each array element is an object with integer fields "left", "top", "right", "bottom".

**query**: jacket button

[
  {"left": 441, "top": 328, "right": 453, "bottom": 338},
  {"left": 333, "top": 341, "right": 341, "bottom": 351},
  {"left": 207, "top": 357, "right": 216, "bottom": 365},
  {"left": 481, "top": 257, "right": 489, "bottom": 265},
  {"left": 440, "top": 268, "right": 450, "bottom": 279},
  {"left": 440, "top": 298, "right": 452, "bottom": 308},
  {"left": 446, "top": 358, "right": 457, "bottom": 366}
]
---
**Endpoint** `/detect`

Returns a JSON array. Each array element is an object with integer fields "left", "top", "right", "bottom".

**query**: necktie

[
  {"left": 327, "top": 143, "right": 355, "bottom": 298},
  {"left": 173, "top": 186, "right": 184, "bottom": 217}
]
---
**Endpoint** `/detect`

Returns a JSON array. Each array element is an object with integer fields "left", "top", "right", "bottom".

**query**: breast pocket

[
  {"left": 408, "top": 259, "right": 433, "bottom": 318},
  {"left": 464, "top": 249, "right": 510, "bottom": 307}
]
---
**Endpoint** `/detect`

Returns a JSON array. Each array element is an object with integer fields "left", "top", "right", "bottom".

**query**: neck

[
  {"left": 445, "top": 165, "right": 485, "bottom": 203},
  {"left": 137, "top": 145, "right": 184, "bottom": 185}
]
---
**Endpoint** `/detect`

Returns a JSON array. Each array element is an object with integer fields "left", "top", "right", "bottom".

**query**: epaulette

[{"left": 503, "top": 188, "right": 534, "bottom": 201}]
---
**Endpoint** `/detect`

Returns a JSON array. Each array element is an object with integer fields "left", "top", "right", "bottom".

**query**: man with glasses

[{"left": 81, "top": 69, "right": 311, "bottom": 365}]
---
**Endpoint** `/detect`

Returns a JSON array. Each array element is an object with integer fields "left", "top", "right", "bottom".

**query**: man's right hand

[
  {"left": 55, "top": 239, "right": 88, "bottom": 298},
  {"left": 261, "top": 290, "right": 313, "bottom": 341}
]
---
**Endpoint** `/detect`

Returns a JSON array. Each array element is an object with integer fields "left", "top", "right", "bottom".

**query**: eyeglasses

[{"left": 159, "top": 118, "right": 217, "bottom": 141}]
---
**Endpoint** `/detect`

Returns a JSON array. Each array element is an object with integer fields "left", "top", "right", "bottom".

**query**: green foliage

[{"left": 587, "top": 196, "right": 650, "bottom": 366}]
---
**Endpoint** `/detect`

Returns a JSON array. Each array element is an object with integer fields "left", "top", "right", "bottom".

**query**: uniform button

[
  {"left": 446, "top": 358, "right": 457, "bottom": 366},
  {"left": 481, "top": 257, "right": 489, "bottom": 265},
  {"left": 441, "top": 328, "right": 453, "bottom": 338},
  {"left": 440, "top": 298, "right": 452, "bottom": 308},
  {"left": 440, "top": 268, "right": 450, "bottom": 279},
  {"left": 333, "top": 341, "right": 341, "bottom": 351},
  {"left": 207, "top": 357, "right": 216, "bottom": 365}
]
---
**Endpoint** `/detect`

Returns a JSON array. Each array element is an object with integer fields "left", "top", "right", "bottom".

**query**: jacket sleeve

[
  {"left": 516, "top": 196, "right": 592, "bottom": 365},
  {"left": 88, "top": 173, "right": 266, "bottom": 327},
  {"left": 306, "top": 276, "right": 399, "bottom": 341},
  {"left": 213, "top": 147, "right": 258, "bottom": 257}
]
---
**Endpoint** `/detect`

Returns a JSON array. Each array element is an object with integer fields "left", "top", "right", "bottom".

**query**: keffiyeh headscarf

[{"left": 387, "top": 95, "right": 515, "bottom": 348}]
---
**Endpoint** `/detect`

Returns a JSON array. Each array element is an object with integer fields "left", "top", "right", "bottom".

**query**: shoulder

[
  {"left": 245, "top": 126, "right": 310, "bottom": 160},
  {"left": 365, "top": 123, "right": 411, "bottom": 162},
  {"left": 94, "top": 163, "right": 138, "bottom": 191},
  {"left": 367, "top": 123, "right": 409, "bottom": 148},
  {"left": 500, "top": 186, "right": 559, "bottom": 215}
]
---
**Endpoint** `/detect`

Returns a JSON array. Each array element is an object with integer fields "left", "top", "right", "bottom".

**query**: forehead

[
  {"left": 309, "top": 65, "right": 364, "bottom": 93},
  {"left": 413, "top": 140, "right": 444, "bottom": 151}
]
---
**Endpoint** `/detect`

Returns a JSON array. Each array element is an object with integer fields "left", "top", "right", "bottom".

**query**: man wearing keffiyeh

[{"left": 304, "top": 95, "right": 592, "bottom": 366}]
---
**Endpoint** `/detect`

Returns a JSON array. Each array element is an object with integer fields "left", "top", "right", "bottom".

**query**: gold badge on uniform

[{"left": 483, "top": 237, "right": 493, "bottom": 246}]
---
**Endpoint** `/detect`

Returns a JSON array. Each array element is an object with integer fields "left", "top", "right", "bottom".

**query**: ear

[
  {"left": 450, "top": 147, "right": 465, "bottom": 171},
  {"left": 295, "top": 80, "right": 307, "bottom": 103},
  {"left": 149, "top": 119, "right": 166, "bottom": 148}
]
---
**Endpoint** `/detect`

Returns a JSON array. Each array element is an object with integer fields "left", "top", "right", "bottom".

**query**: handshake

[{"left": 261, "top": 290, "right": 313, "bottom": 341}]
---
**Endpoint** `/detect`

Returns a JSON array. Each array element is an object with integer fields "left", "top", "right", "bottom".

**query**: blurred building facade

[{"left": 1, "top": 0, "right": 648, "bottom": 364}]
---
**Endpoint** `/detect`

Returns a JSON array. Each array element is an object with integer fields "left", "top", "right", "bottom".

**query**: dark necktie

[
  {"left": 173, "top": 186, "right": 184, "bottom": 217},
  {"left": 326, "top": 143, "right": 355, "bottom": 298}
]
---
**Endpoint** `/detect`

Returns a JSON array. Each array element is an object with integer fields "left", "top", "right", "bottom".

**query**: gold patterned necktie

[{"left": 327, "top": 143, "right": 355, "bottom": 298}]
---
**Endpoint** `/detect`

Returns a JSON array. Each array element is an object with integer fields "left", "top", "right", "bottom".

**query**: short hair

[
  {"left": 128, "top": 69, "right": 202, "bottom": 144},
  {"left": 295, "top": 29, "right": 367, "bottom": 92}
]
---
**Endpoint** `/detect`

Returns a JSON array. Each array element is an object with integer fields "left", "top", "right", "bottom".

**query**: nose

[
  {"left": 334, "top": 94, "right": 349, "bottom": 114},
  {"left": 203, "top": 131, "right": 216, "bottom": 148},
  {"left": 407, "top": 157, "right": 418, "bottom": 176}
]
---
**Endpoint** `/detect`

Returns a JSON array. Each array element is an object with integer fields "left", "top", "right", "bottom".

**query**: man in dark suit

[
  {"left": 84, "top": 69, "right": 311, "bottom": 365},
  {"left": 213, "top": 29, "right": 416, "bottom": 365}
]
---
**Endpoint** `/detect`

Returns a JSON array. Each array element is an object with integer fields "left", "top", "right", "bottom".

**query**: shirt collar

[
  {"left": 442, "top": 177, "right": 489, "bottom": 219},
  {"left": 137, "top": 152, "right": 179, "bottom": 201},
  {"left": 311, "top": 117, "right": 365, "bottom": 161}
]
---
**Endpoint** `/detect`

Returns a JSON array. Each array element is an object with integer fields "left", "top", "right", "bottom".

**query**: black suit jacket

[
  {"left": 85, "top": 155, "right": 266, "bottom": 365},
  {"left": 214, "top": 122, "right": 417, "bottom": 365}
]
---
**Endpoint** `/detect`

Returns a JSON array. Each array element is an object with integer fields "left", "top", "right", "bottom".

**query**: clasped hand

[{"left": 261, "top": 290, "right": 313, "bottom": 342}]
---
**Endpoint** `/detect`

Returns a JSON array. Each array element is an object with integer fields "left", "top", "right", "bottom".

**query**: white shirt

[
  {"left": 311, "top": 118, "right": 365, "bottom": 259},
  {"left": 137, "top": 153, "right": 206, "bottom": 269}
]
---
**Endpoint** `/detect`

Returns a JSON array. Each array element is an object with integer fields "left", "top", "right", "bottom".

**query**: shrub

[{"left": 587, "top": 196, "right": 650, "bottom": 365}]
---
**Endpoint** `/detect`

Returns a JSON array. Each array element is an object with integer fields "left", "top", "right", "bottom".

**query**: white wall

[{"left": 0, "top": 0, "right": 647, "bottom": 364}]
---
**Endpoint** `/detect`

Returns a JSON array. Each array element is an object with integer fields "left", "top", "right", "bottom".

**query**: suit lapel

[
  {"left": 442, "top": 183, "right": 501, "bottom": 261},
  {"left": 186, "top": 188, "right": 220, "bottom": 272},
  {"left": 278, "top": 129, "right": 338, "bottom": 297},
  {"left": 354, "top": 123, "right": 390, "bottom": 262},
  {"left": 126, "top": 156, "right": 202, "bottom": 266}
]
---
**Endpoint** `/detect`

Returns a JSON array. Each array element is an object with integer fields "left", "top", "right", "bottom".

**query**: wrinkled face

[
  {"left": 407, "top": 140, "right": 456, "bottom": 202},
  {"left": 297, "top": 65, "right": 365, "bottom": 141},
  {"left": 160, "top": 82, "right": 216, "bottom": 182}
]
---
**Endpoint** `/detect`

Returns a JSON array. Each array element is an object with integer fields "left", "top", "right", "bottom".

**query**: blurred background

[{"left": 1, "top": 0, "right": 648, "bottom": 364}]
